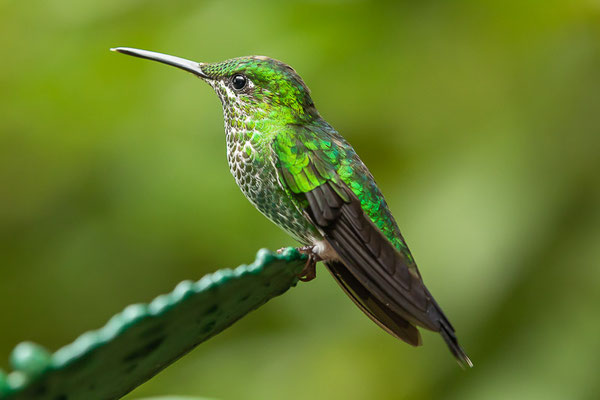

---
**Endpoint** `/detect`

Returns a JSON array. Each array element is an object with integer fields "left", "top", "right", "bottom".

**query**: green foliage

[
  {"left": 0, "top": 249, "right": 304, "bottom": 400},
  {"left": 1, "top": 1, "right": 599, "bottom": 399}
]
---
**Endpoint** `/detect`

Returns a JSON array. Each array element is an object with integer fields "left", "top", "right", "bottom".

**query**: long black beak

[{"left": 111, "top": 47, "right": 209, "bottom": 78}]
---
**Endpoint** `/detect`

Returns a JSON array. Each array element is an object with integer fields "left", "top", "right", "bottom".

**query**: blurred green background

[{"left": 1, "top": 0, "right": 599, "bottom": 399}]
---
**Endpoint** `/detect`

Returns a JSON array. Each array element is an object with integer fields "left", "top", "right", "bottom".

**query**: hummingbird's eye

[{"left": 231, "top": 74, "right": 247, "bottom": 90}]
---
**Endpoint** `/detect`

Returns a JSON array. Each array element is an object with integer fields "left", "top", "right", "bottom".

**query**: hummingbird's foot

[
  {"left": 276, "top": 247, "right": 288, "bottom": 254},
  {"left": 298, "top": 258, "right": 317, "bottom": 282},
  {"left": 296, "top": 246, "right": 321, "bottom": 282}
]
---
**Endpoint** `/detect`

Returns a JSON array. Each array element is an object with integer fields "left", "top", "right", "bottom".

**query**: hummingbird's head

[
  {"left": 111, "top": 48, "right": 319, "bottom": 125},
  {"left": 201, "top": 56, "right": 319, "bottom": 123}
]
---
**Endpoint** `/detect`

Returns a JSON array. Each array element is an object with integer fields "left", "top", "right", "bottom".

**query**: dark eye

[{"left": 231, "top": 74, "right": 247, "bottom": 90}]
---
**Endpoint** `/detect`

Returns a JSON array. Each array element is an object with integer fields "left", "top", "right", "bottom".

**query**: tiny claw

[{"left": 296, "top": 246, "right": 321, "bottom": 282}]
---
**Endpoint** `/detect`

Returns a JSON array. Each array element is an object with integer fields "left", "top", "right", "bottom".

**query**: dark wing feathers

[
  {"left": 273, "top": 129, "right": 471, "bottom": 367},
  {"left": 305, "top": 183, "right": 472, "bottom": 367},
  {"left": 306, "top": 185, "right": 436, "bottom": 329},
  {"left": 326, "top": 260, "right": 422, "bottom": 346}
]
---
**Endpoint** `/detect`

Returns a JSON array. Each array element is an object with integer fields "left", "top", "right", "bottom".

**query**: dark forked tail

[
  {"left": 440, "top": 324, "right": 473, "bottom": 368},
  {"left": 433, "top": 300, "right": 473, "bottom": 368},
  {"left": 304, "top": 183, "right": 472, "bottom": 367},
  {"left": 328, "top": 259, "right": 473, "bottom": 368}
]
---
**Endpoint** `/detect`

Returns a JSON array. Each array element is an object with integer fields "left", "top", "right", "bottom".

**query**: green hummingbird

[{"left": 112, "top": 47, "right": 472, "bottom": 367}]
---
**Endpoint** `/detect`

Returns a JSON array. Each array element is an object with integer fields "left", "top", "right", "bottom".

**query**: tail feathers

[
  {"left": 325, "top": 259, "right": 473, "bottom": 367},
  {"left": 437, "top": 311, "right": 473, "bottom": 368}
]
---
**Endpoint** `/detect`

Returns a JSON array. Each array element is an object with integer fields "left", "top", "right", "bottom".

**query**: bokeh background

[{"left": 2, "top": 0, "right": 600, "bottom": 399}]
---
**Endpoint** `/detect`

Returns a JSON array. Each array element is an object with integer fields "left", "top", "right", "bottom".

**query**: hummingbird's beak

[{"left": 110, "top": 47, "right": 209, "bottom": 79}]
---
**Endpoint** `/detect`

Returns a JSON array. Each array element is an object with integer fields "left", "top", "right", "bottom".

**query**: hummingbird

[{"left": 111, "top": 47, "right": 472, "bottom": 367}]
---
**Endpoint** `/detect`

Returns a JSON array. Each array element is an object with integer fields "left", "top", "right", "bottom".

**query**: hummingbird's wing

[
  {"left": 325, "top": 259, "right": 422, "bottom": 346},
  {"left": 273, "top": 125, "right": 471, "bottom": 367}
]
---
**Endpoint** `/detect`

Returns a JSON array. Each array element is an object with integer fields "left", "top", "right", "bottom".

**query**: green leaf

[{"left": 0, "top": 248, "right": 305, "bottom": 400}]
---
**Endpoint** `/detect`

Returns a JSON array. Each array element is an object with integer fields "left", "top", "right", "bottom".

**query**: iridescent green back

[
  {"left": 200, "top": 56, "right": 416, "bottom": 267},
  {"left": 273, "top": 122, "right": 416, "bottom": 267}
]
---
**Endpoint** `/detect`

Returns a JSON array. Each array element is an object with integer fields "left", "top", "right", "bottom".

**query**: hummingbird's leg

[
  {"left": 298, "top": 255, "right": 317, "bottom": 282},
  {"left": 296, "top": 246, "right": 322, "bottom": 282},
  {"left": 297, "top": 245, "right": 315, "bottom": 253}
]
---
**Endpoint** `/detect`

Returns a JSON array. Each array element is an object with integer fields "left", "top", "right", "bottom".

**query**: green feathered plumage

[{"left": 114, "top": 48, "right": 472, "bottom": 367}]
